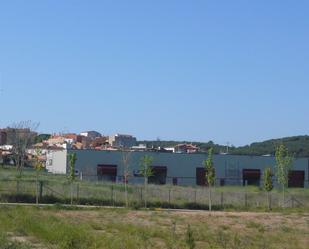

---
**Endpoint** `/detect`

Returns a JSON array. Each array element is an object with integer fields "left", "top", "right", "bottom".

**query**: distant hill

[
  {"left": 138, "top": 135, "right": 309, "bottom": 157},
  {"left": 231, "top": 136, "right": 309, "bottom": 157}
]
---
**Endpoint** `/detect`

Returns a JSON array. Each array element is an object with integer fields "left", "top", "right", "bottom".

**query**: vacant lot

[{"left": 0, "top": 206, "right": 308, "bottom": 249}]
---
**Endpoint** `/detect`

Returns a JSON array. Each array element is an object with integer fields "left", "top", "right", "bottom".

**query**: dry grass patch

[{"left": 1, "top": 206, "right": 308, "bottom": 249}]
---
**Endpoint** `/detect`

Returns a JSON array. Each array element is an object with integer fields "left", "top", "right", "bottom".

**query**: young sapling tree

[
  {"left": 263, "top": 167, "right": 273, "bottom": 210},
  {"left": 122, "top": 151, "right": 131, "bottom": 208},
  {"left": 139, "top": 155, "right": 154, "bottom": 208},
  {"left": 34, "top": 148, "right": 44, "bottom": 205},
  {"left": 203, "top": 147, "right": 215, "bottom": 211},
  {"left": 67, "top": 152, "right": 77, "bottom": 205},
  {"left": 275, "top": 144, "right": 293, "bottom": 207}
]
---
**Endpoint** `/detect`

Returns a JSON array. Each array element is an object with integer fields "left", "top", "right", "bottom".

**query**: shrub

[{"left": 185, "top": 225, "right": 195, "bottom": 249}]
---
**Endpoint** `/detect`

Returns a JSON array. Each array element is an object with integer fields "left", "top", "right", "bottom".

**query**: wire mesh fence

[{"left": 0, "top": 178, "right": 308, "bottom": 210}]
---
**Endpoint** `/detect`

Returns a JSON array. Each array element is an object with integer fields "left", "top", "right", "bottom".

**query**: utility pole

[{"left": 226, "top": 142, "right": 230, "bottom": 154}]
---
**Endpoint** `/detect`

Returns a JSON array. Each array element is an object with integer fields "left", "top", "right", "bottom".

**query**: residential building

[
  {"left": 108, "top": 134, "right": 137, "bottom": 148},
  {"left": 80, "top": 136, "right": 93, "bottom": 149},
  {"left": 131, "top": 144, "right": 147, "bottom": 151},
  {"left": 174, "top": 144, "right": 199, "bottom": 153},
  {"left": 45, "top": 136, "right": 72, "bottom": 149},
  {"left": 45, "top": 149, "right": 67, "bottom": 174},
  {"left": 63, "top": 133, "right": 83, "bottom": 143},
  {"left": 80, "top": 131, "right": 102, "bottom": 140},
  {"left": 90, "top": 137, "right": 109, "bottom": 149},
  {"left": 164, "top": 147, "right": 175, "bottom": 153},
  {"left": 0, "top": 130, "right": 7, "bottom": 145}
]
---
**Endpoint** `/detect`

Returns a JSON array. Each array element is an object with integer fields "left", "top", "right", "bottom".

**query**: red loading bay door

[
  {"left": 97, "top": 164, "right": 117, "bottom": 182},
  {"left": 149, "top": 166, "right": 167, "bottom": 185},
  {"left": 242, "top": 169, "right": 261, "bottom": 186},
  {"left": 196, "top": 168, "right": 206, "bottom": 186},
  {"left": 288, "top": 171, "right": 305, "bottom": 188}
]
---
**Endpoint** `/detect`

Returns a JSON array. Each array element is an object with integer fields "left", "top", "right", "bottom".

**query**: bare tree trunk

[
  {"left": 124, "top": 176, "right": 128, "bottom": 208},
  {"left": 16, "top": 167, "right": 22, "bottom": 194},
  {"left": 282, "top": 185, "right": 285, "bottom": 208},
  {"left": 16, "top": 179, "right": 20, "bottom": 195},
  {"left": 36, "top": 171, "right": 39, "bottom": 205},
  {"left": 70, "top": 182, "right": 73, "bottom": 205},
  {"left": 208, "top": 186, "right": 212, "bottom": 211},
  {"left": 121, "top": 151, "right": 131, "bottom": 208},
  {"left": 144, "top": 176, "right": 147, "bottom": 208},
  {"left": 267, "top": 191, "right": 272, "bottom": 210}
]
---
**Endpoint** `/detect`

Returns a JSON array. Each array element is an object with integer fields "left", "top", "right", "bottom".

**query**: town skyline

[{"left": 1, "top": 123, "right": 309, "bottom": 149}]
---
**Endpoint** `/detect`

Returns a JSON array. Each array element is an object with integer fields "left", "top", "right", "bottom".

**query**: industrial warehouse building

[{"left": 46, "top": 149, "right": 309, "bottom": 188}]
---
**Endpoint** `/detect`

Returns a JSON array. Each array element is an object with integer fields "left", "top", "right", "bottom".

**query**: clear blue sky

[{"left": 0, "top": 1, "right": 308, "bottom": 146}]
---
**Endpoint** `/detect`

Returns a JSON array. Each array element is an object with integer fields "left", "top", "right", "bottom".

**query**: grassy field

[
  {"left": 0, "top": 205, "right": 308, "bottom": 249},
  {"left": 1, "top": 167, "right": 309, "bottom": 248},
  {"left": 0, "top": 166, "right": 309, "bottom": 211}
]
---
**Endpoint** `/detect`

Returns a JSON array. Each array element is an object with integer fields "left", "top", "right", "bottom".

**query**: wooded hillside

[{"left": 138, "top": 135, "right": 309, "bottom": 157}]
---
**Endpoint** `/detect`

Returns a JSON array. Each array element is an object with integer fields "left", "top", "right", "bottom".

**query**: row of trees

[
  {"left": 205, "top": 144, "right": 294, "bottom": 210},
  {"left": 122, "top": 144, "right": 294, "bottom": 210},
  {"left": 262, "top": 144, "right": 294, "bottom": 209},
  {"left": 63, "top": 144, "right": 294, "bottom": 209}
]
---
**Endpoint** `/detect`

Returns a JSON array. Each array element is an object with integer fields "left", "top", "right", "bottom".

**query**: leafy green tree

[
  {"left": 203, "top": 148, "right": 215, "bottom": 211},
  {"left": 275, "top": 144, "right": 293, "bottom": 207},
  {"left": 139, "top": 155, "right": 153, "bottom": 208},
  {"left": 34, "top": 134, "right": 51, "bottom": 144},
  {"left": 67, "top": 153, "right": 77, "bottom": 205},
  {"left": 263, "top": 167, "right": 273, "bottom": 210},
  {"left": 34, "top": 148, "right": 44, "bottom": 205}
]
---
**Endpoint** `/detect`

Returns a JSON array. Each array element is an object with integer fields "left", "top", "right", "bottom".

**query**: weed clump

[
  {"left": 185, "top": 225, "right": 195, "bottom": 249},
  {"left": 0, "top": 233, "right": 31, "bottom": 249}
]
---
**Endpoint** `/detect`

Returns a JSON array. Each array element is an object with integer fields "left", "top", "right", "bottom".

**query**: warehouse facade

[{"left": 46, "top": 149, "right": 309, "bottom": 188}]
